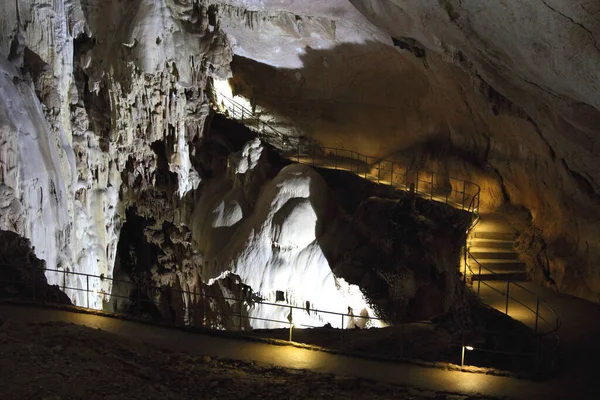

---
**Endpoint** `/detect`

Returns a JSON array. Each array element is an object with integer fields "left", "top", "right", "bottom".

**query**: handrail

[
  {"left": 209, "top": 87, "right": 481, "bottom": 212},
  {"left": 465, "top": 252, "right": 561, "bottom": 335},
  {"left": 2, "top": 266, "right": 554, "bottom": 374},
  {"left": 463, "top": 208, "right": 560, "bottom": 371}
]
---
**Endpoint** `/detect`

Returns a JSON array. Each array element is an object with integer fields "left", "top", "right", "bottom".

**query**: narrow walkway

[{"left": 0, "top": 304, "right": 581, "bottom": 400}]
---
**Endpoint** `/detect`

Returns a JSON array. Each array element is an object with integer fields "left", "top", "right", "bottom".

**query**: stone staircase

[{"left": 468, "top": 213, "right": 528, "bottom": 284}]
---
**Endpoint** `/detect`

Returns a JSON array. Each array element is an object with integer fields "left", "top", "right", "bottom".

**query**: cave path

[{"left": 0, "top": 304, "right": 577, "bottom": 400}]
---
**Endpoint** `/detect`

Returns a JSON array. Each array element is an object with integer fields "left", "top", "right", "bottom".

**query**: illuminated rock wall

[
  {"left": 1, "top": 0, "right": 598, "bottom": 312},
  {"left": 0, "top": 0, "right": 230, "bottom": 307},
  {"left": 218, "top": 0, "right": 600, "bottom": 303}
]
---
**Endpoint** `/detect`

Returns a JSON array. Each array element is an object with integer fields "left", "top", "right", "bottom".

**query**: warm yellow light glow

[
  {"left": 213, "top": 78, "right": 234, "bottom": 99},
  {"left": 213, "top": 79, "right": 257, "bottom": 116}
]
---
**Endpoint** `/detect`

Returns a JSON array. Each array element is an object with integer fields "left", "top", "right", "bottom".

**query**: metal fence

[
  {"left": 462, "top": 217, "right": 561, "bottom": 376},
  {"left": 209, "top": 88, "right": 480, "bottom": 213},
  {"left": 1, "top": 266, "right": 559, "bottom": 375},
  {"left": 465, "top": 249, "right": 560, "bottom": 335}
]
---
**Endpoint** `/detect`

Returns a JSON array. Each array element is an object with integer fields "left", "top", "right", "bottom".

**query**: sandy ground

[{"left": 0, "top": 318, "right": 504, "bottom": 400}]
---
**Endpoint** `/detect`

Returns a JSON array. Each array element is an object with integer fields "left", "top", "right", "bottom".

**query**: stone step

[
  {"left": 469, "top": 249, "right": 519, "bottom": 260},
  {"left": 469, "top": 259, "right": 527, "bottom": 272},
  {"left": 471, "top": 272, "right": 529, "bottom": 282},
  {"left": 469, "top": 238, "right": 515, "bottom": 250},
  {"left": 473, "top": 231, "right": 517, "bottom": 241}
]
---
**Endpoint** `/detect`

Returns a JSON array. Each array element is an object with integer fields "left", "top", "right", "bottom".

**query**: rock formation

[
  {"left": 0, "top": 230, "right": 71, "bottom": 304},
  {"left": 0, "top": 0, "right": 598, "bottom": 318}
]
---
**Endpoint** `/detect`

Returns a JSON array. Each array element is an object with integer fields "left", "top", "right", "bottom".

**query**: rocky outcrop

[
  {"left": 0, "top": 230, "right": 71, "bottom": 304},
  {"left": 0, "top": 0, "right": 231, "bottom": 306},
  {"left": 114, "top": 117, "right": 470, "bottom": 327}
]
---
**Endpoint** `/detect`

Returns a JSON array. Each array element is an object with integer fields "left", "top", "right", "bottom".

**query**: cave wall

[
  {"left": 0, "top": 0, "right": 598, "bottom": 307},
  {"left": 212, "top": 0, "right": 600, "bottom": 303},
  {"left": 0, "top": 0, "right": 231, "bottom": 306},
  {"left": 345, "top": 0, "right": 600, "bottom": 301}
]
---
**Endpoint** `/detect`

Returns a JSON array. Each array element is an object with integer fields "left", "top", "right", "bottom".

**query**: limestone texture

[{"left": 0, "top": 0, "right": 598, "bottom": 316}]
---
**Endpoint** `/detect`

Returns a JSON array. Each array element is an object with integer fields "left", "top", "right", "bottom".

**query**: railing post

[
  {"left": 360, "top": 155, "right": 364, "bottom": 177},
  {"left": 463, "top": 247, "right": 467, "bottom": 283},
  {"left": 340, "top": 314, "right": 344, "bottom": 346},
  {"left": 535, "top": 298, "right": 540, "bottom": 333},
  {"left": 505, "top": 281, "right": 510, "bottom": 314},
  {"left": 461, "top": 338, "right": 465, "bottom": 367},
  {"left": 288, "top": 305, "right": 294, "bottom": 342},
  {"left": 478, "top": 262, "right": 482, "bottom": 295},
  {"left": 203, "top": 292, "right": 207, "bottom": 328},
  {"left": 86, "top": 275, "right": 89, "bottom": 309},
  {"left": 334, "top": 148, "right": 338, "bottom": 170},
  {"left": 400, "top": 323, "right": 404, "bottom": 359},
  {"left": 430, "top": 172, "right": 434, "bottom": 200},
  {"left": 415, "top": 170, "right": 419, "bottom": 194},
  {"left": 239, "top": 297, "right": 242, "bottom": 331}
]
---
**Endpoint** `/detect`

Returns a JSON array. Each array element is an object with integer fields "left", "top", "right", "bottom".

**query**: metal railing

[
  {"left": 209, "top": 88, "right": 480, "bottom": 212},
  {"left": 209, "top": 87, "right": 290, "bottom": 150},
  {"left": 462, "top": 219, "right": 561, "bottom": 373},
  {"left": 1, "top": 266, "right": 555, "bottom": 374},
  {"left": 465, "top": 251, "right": 560, "bottom": 334}
]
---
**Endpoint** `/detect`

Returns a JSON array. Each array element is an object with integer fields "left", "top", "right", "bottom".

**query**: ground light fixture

[{"left": 461, "top": 345, "right": 474, "bottom": 367}]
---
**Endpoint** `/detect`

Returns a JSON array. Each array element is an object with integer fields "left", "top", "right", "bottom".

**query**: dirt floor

[{"left": 0, "top": 318, "right": 505, "bottom": 400}]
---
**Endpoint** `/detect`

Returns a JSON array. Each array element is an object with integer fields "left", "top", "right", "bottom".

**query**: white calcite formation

[
  {"left": 191, "top": 139, "right": 380, "bottom": 328},
  {"left": 0, "top": 0, "right": 230, "bottom": 308}
]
